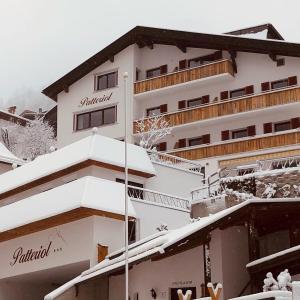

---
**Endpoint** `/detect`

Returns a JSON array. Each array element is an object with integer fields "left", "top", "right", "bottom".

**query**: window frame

[
  {"left": 274, "top": 120, "right": 291, "bottom": 133},
  {"left": 75, "top": 106, "right": 117, "bottom": 131},
  {"left": 271, "top": 78, "right": 289, "bottom": 90},
  {"left": 95, "top": 71, "right": 118, "bottom": 91},
  {"left": 231, "top": 128, "right": 248, "bottom": 139},
  {"left": 146, "top": 67, "right": 161, "bottom": 79},
  {"left": 187, "top": 97, "right": 205, "bottom": 108},
  {"left": 230, "top": 88, "right": 247, "bottom": 99},
  {"left": 146, "top": 106, "right": 161, "bottom": 117},
  {"left": 188, "top": 136, "right": 204, "bottom": 147}
]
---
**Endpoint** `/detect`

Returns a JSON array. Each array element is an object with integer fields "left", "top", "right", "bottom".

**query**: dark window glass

[
  {"left": 146, "top": 68, "right": 161, "bottom": 78},
  {"left": 116, "top": 179, "right": 144, "bottom": 199},
  {"left": 187, "top": 98, "right": 204, "bottom": 107},
  {"left": 147, "top": 107, "right": 161, "bottom": 117},
  {"left": 90, "top": 110, "right": 103, "bottom": 127},
  {"left": 77, "top": 113, "right": 90, "bottom": 130},
  {"left": 76, "top": 106, "right": 116, "bottom": 131},
  {"left": 271, "top": 79, "right": 288, "bottom": 90},
  {"left": 274, "top": 121, "right": 291, "bottom": 132},
  {"left": 128, "top": 220, "right": 136, "bottom": 244},
  {"left": 96, "top": 72, "right": 118, "bottom": 90},
  {"left": 103, "top": 107, "right": 116, "bottom": 124},
  {"left": 232, "top": 129, "right": 248, "bottom": 139},
  {"left": 230, "top": 88, "right": 246, "bottom": 99},
  {"left": 188, "top": 137, "right": 203, "bottom": 147},
  {"left": 189, "top": 59, "right": 202, "bottom": 68}
]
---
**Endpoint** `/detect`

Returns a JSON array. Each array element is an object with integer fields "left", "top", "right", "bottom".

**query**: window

[
  {"left": 232, "top": 128, "right": 248, "bottom": 139},
  {"left": 274, "top": 120, "right": 291, "bottom": 132},
  {"left": 277, "top": 58, "right": 285, "bottom": 67},
  {"left": 146, "top": 67, "right": 161, "bottom": 78},
  {"left": 146, "top": 106, "right": 161, "bottom": 117},
  {"left": 128, "top": 220, "right": 136, "bottom": 244},
  {"left": 188, "top": 51, "right": 222, "bottom": 68},
  {"left": 271, "top": 79, "right": 288, "bottom": 90},
  {"left": 187, "top": 98, "right": 204, "bottom": 107},
  {"left": 76, "top": 106, "right": 116, "bottom": 131},
  {"left": 188, "top": 136, "right": 204, "bottom": 147},
  {"left": 96, "top": 71, "right": 118, "bottom": 91},
  {"left": 230, "top": 88, "right": 246, "bottom": 99},
  {"left": 116, "top": 179, "right": 144, "bottom": 199}
]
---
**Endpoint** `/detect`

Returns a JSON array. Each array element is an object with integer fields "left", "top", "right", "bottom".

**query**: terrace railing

[{"left": 128, "top": 185, "right": 191, "bottom": 211}]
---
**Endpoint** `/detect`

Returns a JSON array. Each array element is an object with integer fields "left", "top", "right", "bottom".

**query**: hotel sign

[{"left": 78, "top": 92, "right": 112, "bottom": 108}]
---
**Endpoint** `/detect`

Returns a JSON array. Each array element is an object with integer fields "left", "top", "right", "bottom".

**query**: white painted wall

[{"left": 132, "top": 199, "right": 190, "bottom": 239}]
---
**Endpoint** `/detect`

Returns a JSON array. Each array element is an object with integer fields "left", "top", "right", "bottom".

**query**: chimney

[
  {"left": 7, "top": 106, "right": 17, "bottom": 114},
  {"left": 39, "top": 108, "right": 43, "bottom": 113}
]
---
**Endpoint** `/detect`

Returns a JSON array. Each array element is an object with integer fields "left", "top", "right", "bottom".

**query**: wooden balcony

[
  {"left": 133, "top": 86, "right": 300, "bottom": 133},
  {"left": 134, "top": 59, "right": 234, "bottom": 94},
  {"left": 167, "top": 131, "right": 300, "bottom": 160}
]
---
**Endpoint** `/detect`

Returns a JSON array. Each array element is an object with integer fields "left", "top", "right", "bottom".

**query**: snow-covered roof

[
  {"left": 247, "top": 244, "right": 300, "bottom": 269},
  {"left": 0, "top": 133, "right": 156, "bottom": 197},
  {"left": 0, "top": 176, "right": 136, "bottom": 236},
  {"left": 45, "top": 198, "right": 300, "bottom": 300},
  {"left": 0, "top": 142, "right": 23, "bottom": 165}
]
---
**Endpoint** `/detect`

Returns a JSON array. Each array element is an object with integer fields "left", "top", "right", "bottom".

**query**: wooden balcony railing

[
  {"left": 133, "top": 86, "right": 300, "bottom": 133},
  {"left": 167, "top": 131, "right": 300, "bottom": 161},
  {"left": 134, "top": 59, "right": 234, "bottom": 94}
]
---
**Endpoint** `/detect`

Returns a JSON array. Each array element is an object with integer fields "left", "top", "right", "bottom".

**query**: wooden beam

[
  {"left": 229, "top": 50, "right": 238, "bottom": 73},
  {"left": 176, "top": 44, "right": 187, "bottom": 53},
  {"left": 109, "top": 56, "right": 114, "bottom": 63},
  {"left": 64, "top": 86, "right": 69, "bottom": 93},
  {"left": 269, "top": 53, "right": 277, "bottom": 62}
]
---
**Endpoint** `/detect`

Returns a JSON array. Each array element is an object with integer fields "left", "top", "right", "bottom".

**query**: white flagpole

[{"left": 123, "top": 71, "right": 129, "bottom": 300}]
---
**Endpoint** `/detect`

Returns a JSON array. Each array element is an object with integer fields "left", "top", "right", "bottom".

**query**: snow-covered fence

[
  {"left": 147, "top": 149, "right": 204, "bottom": 175},
  {"left": 128, "top": 185, "right": 191, "bottom": 210}
]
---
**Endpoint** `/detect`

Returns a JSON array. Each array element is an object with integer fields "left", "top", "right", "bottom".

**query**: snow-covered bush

[
  {"left": 263, "top": 269, "right": 292, "bottom": 292},
  {"left": 261, "top": 183, "right": 277, "bottom": 199},
  {"left": 1, "top": 117, "right": 56, "bottom": 161},
  {"left": 135, "top": 114, "right": 172, "bottom": 150}
]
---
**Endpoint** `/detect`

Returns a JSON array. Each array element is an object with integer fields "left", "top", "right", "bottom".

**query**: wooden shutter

[
  {"left": 220, "top": 91, "right": 229, "bottom": 100},
  {"left": 214, "top": 50, "right": 222, "bottom": 60},
  {"left": 178, "top": 139, "right": 187, "bottom": 148},
  {"left": 263, "top": 123, "right": 273, "bottom": 134},
  {"left": 178, "top": 100, "right": 186, "bottom": 109},
  {"left": 98, "top": 244, "right": 108, "bottom": 263},
  {"left": 202, "top": 95, "right": 210, "bottom": 104},
  {"left": 158, "top": 142, "right": 167, "bottom": 151},
  {"left": 221, "top": 130, "right": 230, "bottom": 141},
  {"left": 160, "top": 65, "right": 168, "bottom": 75},
  {"left": 261, "top": 82, "right": 270, "bottom": 92},
  {"left": 291, "top": 117, "right": 300, "bottom": 129},
  {"left": 202, "top": 134, "right": 210, "bottom": 144},
  {"left": 245, "top": 85, "right": 254, "bottom": 95},
  {"left": 179, "top": 59, "right": 187, "bottom": 70},
  {"left": 288, "top": 76, "right": 297, "bottom": 86},
  {"left": 160, "top": 104, "right": 168, "bottom": 113},
  {"left": 247, "top": 125, "right": 256, "bottom": 136}
]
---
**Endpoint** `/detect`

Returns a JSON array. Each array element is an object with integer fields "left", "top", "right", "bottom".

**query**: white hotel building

[
  {"left": 42, "top": 23, "right": 300, "bottom": 177},
  {"left": 0, "top": 23, "right": 300, "bottom": 300}
]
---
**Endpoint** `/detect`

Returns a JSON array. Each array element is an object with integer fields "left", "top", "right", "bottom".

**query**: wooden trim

[
  {"left": 133, "top": 86, "right": 300, "bottom": 133},
  {"left": 134, "top": 60, "right": 233, "bottom": 94},
  {"left": 0, "top": 159, "right": 154, "bottom": 202},
  {"left": 168, "top": 131, "right": 300, "bottom": 160},
  {"left": 98, "top": 244, "right": 109, "bottom": 263},
  {"left": 0, "top": 208, "right": 135, "bottom": 243}
]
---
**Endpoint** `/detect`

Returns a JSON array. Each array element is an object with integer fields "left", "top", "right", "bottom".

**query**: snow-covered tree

[
  {"left": 1, "top": 117, "right": 56, "bottom": 161},
  {"left": 135, "top": 114, "right": 172, "bottom": 150}
]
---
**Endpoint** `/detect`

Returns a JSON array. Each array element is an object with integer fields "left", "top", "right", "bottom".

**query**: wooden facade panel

[
  {"left": 168, "top": 132, "right": 300, "bottom": 160},
  {"left": 133, "top": 87, "right": 300, "bottom": 133},
  {"left": 134, "top": 60, "right": 234, "bottom": 94}
]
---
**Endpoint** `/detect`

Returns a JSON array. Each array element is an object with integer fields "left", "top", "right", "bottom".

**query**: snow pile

[
  {"left": 0, "top": 133, "right": 156, "bottom": 196},
  {"left": 292, "top": 282, "right": 300, "bottom": 300},
  {"left": 229, "top": 290, "right": 291, "bottom": 300},
  {"left": 238, "top": 29, "right": 268, "bottom": 40},
  {"left": 263, "top": 270, "right": 292, "bottom": 292},
  {"left": 0, "top": 141, "right": 23, "bottom": 165},
  {"left": 0, "top": 176, "right": 136, "bottom": 233}
]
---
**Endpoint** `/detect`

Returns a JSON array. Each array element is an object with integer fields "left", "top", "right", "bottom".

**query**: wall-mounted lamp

[{"left": 150, "top": 288, "right": 157, "bottom": 299}]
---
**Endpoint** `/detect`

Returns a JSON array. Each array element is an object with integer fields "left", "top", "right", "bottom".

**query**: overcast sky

[{"left": 1, "top": 0, "right": 300, "bottom": 109}]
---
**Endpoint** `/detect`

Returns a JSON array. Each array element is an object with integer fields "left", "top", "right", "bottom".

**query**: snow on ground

[
  {"left": 0, "top": 176, "right": 136, "bottom": 233},
  {"left": 0, "top": 133, "right": 156, "bottom": 196},
  {"left": 229, "top": 290, "right": 291, "bottom": 300}
]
